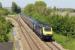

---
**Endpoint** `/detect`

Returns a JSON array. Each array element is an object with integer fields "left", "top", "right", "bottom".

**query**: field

[{"left": 53, "top": 33, "right": 75, "bottom": 50}]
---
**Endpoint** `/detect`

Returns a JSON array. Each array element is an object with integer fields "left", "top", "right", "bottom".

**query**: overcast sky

[{"left": 0, "top": 0, "right": 75, "bottom": 8}]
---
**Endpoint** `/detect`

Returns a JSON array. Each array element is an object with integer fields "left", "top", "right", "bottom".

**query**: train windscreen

[{"left": 44, "top": 26, "right": 51, "bottom": 31}]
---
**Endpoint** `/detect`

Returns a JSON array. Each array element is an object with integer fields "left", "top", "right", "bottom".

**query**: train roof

[{"left": 20, "top": 13, "right": 51, "bottom": 27}]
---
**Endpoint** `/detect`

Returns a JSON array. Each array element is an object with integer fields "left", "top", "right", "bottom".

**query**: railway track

[
  {"left": 11, "top": 16, "right": 40, "bottom": 50},
  {"left": 45, "top": 42, "right": 61, "bottom": 50},
  {"left": 8, "top": 15, "right": 64, "bottom": 50}
]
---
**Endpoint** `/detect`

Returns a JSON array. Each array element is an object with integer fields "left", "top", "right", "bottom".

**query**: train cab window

[{"left": 44, "top": 27, "right": 51, "bottom": 31}]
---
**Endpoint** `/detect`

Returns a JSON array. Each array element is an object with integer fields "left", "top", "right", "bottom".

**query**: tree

[
  {"left": 24, "top": 1, "right": 51, "bottom": 16},
  {"left": 24, "top": 4, "right": 34, "bottom": 15},
  {"left": 0, "top": 2, "right": 2, "bottom": 8},
  {"left": 12, "top": 2, "right": 21, "bottom": 13},
  {"left": 17, "top": 6, "right": 21, "bottom": 13},
  {"left": 34, "top": 1, "right": 47, "bottom": 15},
  {"left": 35, "top": 1, "right": 46, "bottom": 7}
]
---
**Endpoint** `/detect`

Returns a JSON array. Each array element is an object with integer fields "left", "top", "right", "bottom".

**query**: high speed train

[{"left": 20, "top": 14, "right": 53, "bottom": 40}]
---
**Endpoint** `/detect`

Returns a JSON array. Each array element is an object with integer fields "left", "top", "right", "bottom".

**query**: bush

[{"left": 0, "top": 16, "right": 12, "bottom": 42}]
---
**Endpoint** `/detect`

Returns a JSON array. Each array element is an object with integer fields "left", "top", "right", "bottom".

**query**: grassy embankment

[{"left": 53, "top": 33, "right": 75, "bottom": 50}]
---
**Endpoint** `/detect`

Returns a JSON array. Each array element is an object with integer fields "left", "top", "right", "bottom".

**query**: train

[{"left": 20, "top": 13, "right": 53, "bottom": 40}]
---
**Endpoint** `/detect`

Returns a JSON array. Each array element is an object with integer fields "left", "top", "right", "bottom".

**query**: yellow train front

[
  {"left": 40, "top": 25, "right": 53, "bottom": 40},
  {"left": 33, "top": 23, "right": 53, "bottom": 41}
]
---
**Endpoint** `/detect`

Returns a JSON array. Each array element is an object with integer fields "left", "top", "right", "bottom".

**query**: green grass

[{"left": 53, "top": 33, "right": 75, "bottom": 50}]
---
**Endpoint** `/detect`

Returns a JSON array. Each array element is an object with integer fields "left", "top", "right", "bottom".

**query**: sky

[{"left": 0, "top": 0, "right": 75, "bottom": 9}]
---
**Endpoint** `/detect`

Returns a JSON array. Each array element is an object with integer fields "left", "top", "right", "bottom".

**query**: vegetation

[
  {"left": 53, "top": 33, "right": 75, "bottom": 50},
  {"left": 0, "top": 16, "right": 13, "bottom": 42},
  {"left": 24, "top": 1, "right": 75, "bottom": 37},
  {"left": 56, "top": 8, "right": 75, "bottom": 12},
  {"left": 12, "top": 2, "right": 21, "bottom": 14},
  {"left": 0, "top": 2, "right": 2, "bottom": 8},
  {"left": 23, "top": 1, "right": 75, "bottom": 50},
  {"left": 0, "top": 8, "right": 9, "bottom": 15},
  {"left": 0, "top": 2, "right": 13, "bottom": 42},
  {"left": 0, "top": 2, "right": 9, "bottom": 16}
]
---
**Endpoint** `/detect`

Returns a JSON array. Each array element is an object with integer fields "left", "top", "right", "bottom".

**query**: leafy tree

[
  {"left": 24, "top": 1, "right": 51, "bottom": 16},
  {"left": 0, "top": 2, "right": 2, "bottom": 8},
  {"left": 34, "top": 1, "right": 47, "bottom": 15},
  {"left": 35, "top": 1, "right": 46, "bottom": 7},
  {"left": 24, "top": 4, "right": 34, "bottom": 16},
  {"left": 12, "top": 2, "right": 21, "bottom": 13},
  {"left": 17, "top": 6, "right": 21, "bottom": 13}
]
